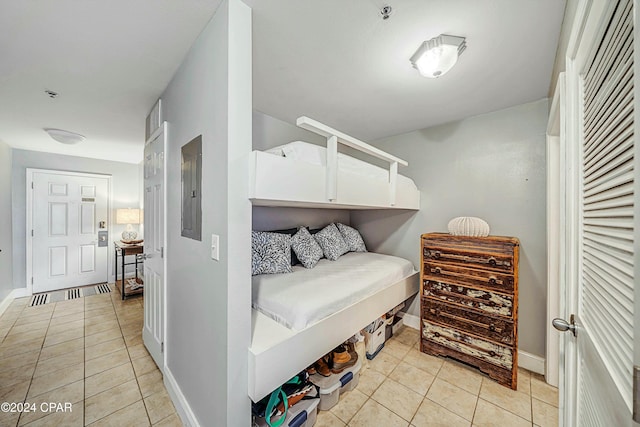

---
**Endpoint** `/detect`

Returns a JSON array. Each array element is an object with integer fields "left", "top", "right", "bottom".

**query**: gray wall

[
  {"left": 161, "top": 0, "right": 252, "bottom": 425},
  {"left": 352, "top": 99, "right": 548, "bottom": 357},
  {"left": 252, "top": 110, "right": 324, "bottom": 151},
  {"left": 0, "top": 141, "right": 13, "bottom": 301},
  {"left": 11, "top": 149, "right": 140, "bottom": 289}
]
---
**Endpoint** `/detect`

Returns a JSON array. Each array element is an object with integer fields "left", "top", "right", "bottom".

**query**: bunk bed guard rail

[{"left": 296, "top": 116, "right": 408, "bottom": 206}]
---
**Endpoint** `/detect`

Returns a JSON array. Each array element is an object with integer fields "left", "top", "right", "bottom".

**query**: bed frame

[
  {"left": 248, "top": 271, "right": 419, "bottom": 401},
  {"left": 249, "top": 117, "right": 420, "bottom": 210}
]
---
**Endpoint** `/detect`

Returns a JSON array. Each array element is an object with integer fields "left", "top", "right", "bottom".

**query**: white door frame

[{"left": 26, "top": 168, "right": 113, "bottom": 295}]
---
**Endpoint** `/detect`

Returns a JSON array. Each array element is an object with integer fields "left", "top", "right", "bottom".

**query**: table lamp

[{"left": 116, "top": 208, "right": 141, "bottom": 242}]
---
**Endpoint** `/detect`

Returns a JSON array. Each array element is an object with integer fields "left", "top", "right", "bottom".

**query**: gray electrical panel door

[{"left": 181, "top": 135, "right": 202, "bottom": 240}]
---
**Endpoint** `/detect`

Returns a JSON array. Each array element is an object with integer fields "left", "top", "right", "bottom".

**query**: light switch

[{"left": 211, "top": 234, "right": 220, "bottom": 261}]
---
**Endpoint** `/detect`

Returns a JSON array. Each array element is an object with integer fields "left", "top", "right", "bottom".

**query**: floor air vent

[
  {"left": 29, "top": 293, "right": 50, "bottom": 307},
  {"left": 95, "top": 283, "right": 111, "bottom": 294},
  {"left": 65, "top": 288, "right": 82, "bottom": 300}
]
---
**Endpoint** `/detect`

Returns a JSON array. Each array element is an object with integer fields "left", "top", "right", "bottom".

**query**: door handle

[
  {"left": 552, "top": 315, "right": 577, "bottom": 337},
  {"left": 137, "top": 253, "right": 150, "bottom": 260}
]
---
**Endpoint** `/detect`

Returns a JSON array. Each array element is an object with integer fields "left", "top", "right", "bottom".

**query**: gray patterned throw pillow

[
  {"left": 314, "top": 224, "right": 349, "bottom": 261},
  {"left": 336, "top": 223, "right": 367, "bottom": 252},
  {"left": 251, "top": 231, "right": 292, "bottom": 275},
  {"left": 291, "top": 227, "right": 324, "bottom": 268}
]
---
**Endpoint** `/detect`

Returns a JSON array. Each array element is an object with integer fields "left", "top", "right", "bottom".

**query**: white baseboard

[
  {"left": 0, "top": 288, "right": 31, "bottom": 317},
  {"left": 398, "top": 312, "right": 420, "bottom": 330},
  {"left": 397, "top": 313, "right": 546, "bottom": 375},
  {"left": 518, "top": 350, "right": 545, "bottom": 375},
  {"left": 164, "top": 366, "right": 200, "bottom": 427}
]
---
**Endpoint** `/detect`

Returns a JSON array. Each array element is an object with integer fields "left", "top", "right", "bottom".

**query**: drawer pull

[
  {"left": 489, "top": 324, "right": 496, "bottom": 332},
  {"left": 431, "top": 267, "right": 442, "bottom": 275},
  {"left": 488, "top": 350, "right": 497, "bottom": 357},
  {"left": 434, "top": 251, "right": 441, "bottom": 259},
  {"left": 489, "top": 277, "right": 497, "bottom": 285},
  {"left": 434, "top": 332, "right": 441, "bottom": 337},
  {"left": 488, "top": 257, "right": 497, "bottom": 266}
]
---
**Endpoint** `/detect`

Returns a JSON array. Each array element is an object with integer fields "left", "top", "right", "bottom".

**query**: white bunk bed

[
  {"left": 248, "top": 117, "right": 420, "bottom": 401},
  {"left": 249, "top": 117, "right": 420, "bottom": 210}
]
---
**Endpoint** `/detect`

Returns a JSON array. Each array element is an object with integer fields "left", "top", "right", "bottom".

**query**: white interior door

[
  {"left": 31, "top": 171, "right": 109, "bottom": 293},
  {"left": 143, "top": 122, "right": 167, "bottom": 371},
  {"left": 559, "top": 0, "right": 635, "bottom": 425}
]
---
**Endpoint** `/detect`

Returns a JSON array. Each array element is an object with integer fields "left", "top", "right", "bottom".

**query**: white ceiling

[{"left": 0, "top": 0, "right": 565, "bottom": 164}]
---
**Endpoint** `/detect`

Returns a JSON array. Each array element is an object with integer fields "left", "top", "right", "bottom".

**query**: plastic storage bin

[
  {"left": 364, "top": 323, "right": 385, "bottom": 359},
  {"left": 254, "top": 394, "right": 320, "bottom": 427},
  {"left": 309, "top": 358, "right": 362, "bottom": 410}
]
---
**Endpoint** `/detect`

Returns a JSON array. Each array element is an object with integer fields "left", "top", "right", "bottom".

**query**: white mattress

[
  {"left": 252, "top": 252, "right": 416, "bottom": 330},
  {"left": 265, "top": 141, "right": 417, "bottom": 190}
]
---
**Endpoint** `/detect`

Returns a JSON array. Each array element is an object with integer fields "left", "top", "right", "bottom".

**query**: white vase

[{"left": 447, "top": 217, "right": 490, "bottom": 237}]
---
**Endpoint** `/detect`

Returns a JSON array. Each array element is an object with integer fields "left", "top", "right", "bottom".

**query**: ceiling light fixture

[
  {"left": 44, "top": 128, "right": 86, "bottom": 145},
  {"left": 410, "top": 34, "right": 466, "bottom": 78}
]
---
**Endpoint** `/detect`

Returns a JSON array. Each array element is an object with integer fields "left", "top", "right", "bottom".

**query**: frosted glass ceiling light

[
  {"left": 410, "top": 34, "right": 466, "bottom": 78},
  {"left": 44, "top": 128, "right": 86, "bottom": 145}
]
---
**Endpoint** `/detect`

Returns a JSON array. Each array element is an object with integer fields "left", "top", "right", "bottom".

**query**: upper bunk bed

[{"left": 249, "top": 116, "right": 420, "bottom": 210}]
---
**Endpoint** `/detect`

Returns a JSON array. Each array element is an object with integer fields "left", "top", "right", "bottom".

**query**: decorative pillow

[
  {"left": 291, "top": 227, "right": 324, "bottom": 268},
  {"left": 251, "top": 231, "right": 292, "bottom": 276},
  {"left": 270, "top": 228, "right": 301, "bottom": 266},
  {"left": 336, "top": 223, "right": 367, "bottom": 252},
  {"left": 313, "top": 224, "right": 349, "bottom": 261}
]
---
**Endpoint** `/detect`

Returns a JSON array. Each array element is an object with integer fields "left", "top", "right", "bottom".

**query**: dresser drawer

[
  {"left": 422, "top": 320, "right": 513, "bottom": 369},
  {"left": 422, "top": 299, "right": 514, "bottom": 345},
  {"left": 423, "top": 262, "right": 514, "bottom": 294},
  {"left": 422, "top": 246, "right": 514, "bottom": 273},
  {"left": 423, "top": 280, "right": 513, "bottom": 318}
]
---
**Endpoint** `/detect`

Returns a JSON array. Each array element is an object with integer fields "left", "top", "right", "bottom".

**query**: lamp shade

[
  {"left": 410, "top": 34, "right": 466, "bottom": 78},
  {"left": 116, "top": 208, "right": 140, "bottom": 225}
]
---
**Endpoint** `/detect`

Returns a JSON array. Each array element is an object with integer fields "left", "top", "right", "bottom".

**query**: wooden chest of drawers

[{"left": 420, "top": 233, "right": 519, "bottom": 389}]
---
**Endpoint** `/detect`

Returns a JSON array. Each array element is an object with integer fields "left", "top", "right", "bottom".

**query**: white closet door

[{"left": 563, "top": 0, "right": 635, "bottom": 425}]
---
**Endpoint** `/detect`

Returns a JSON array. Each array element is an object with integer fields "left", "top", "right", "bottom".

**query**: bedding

[
  {"left": 251, "top": 231, "right": 292, "bottom": 276},
  {"left": 291, "top": 227, "right": 323, "bottom": 268},
  {"left": 336, "top": 223, "right": 367, "bottom": 252},
  {"left": 313, "top": 224, "right": 349, "bottom": 261},
  {"left": 251, "top": 252, "right": 415, "bottom": 330},
  {"left": 265, "top": 141, "right": 418, "bottom": 190}
]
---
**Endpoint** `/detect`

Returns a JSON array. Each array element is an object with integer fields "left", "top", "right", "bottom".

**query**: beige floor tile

[
  {"left": 20, "top": 305, "right": 55, "bottom": 318},
  {"left": 1, "top": 350, "right": 41, "bottom": 371},
  {"left": 372, "top": 378, "right": 423, "bottom": 421},
  {"left": 532, "top": 398, "right": 559, "bottom": 427},
  {"left": 531, "top": 376, "right": 558, "bottom": 407},
  {"left": 389, "top": 361, "right": 435, "bottom": 396},
  {"left": 42, "top": 326, "right": 84, "bottom": 347},
  {"left": 145, "top": 389, "right": 176, "bottom": 424},
  {"left": 88, "top": 400, "right": 150, "bottom": 427},
  {"left": 0, "top": 327, "right": 9, "bottom": 340},
  {"left": 85, "top": 313, "right": 118, "bottom": 327},
  {"left": 51, "top": 305, "right": 85, "bottom": 317},
  {"left": 17, "top": 380, "right": 84, "bottom": 425},
  {"left": 84, "top": 306, "right": 115, "bottom": 318},
  {"left": 46, "top": 319, "right": 84, "bottom": 336},
  {"left": 125, "top": 334, "right": 144, "bottom": 347},
  {"left": 0, "top": 362, "right": 36, "bottom": 389},
  {"left": 0, "top": 380, "right": 31, "bottom": 408},
  {"left": 27, "top": 364, "right": 83, "bottom": 398},
  {"left": 426, "top": 379, "right": 477, "bottom": 421},
  {"left": 85, "top": 379, "right": 142, "bottom": 424},
  {"left": 138, "top": 369, "right": 165, "bottom": 398},
  {"left": 479, "top": 378, "right": 532, "bottom": 421},
  {"left": 393, "top": 326, "right": 420, "bottom": 347},
  {"left": 128, "top": 342, "right": 151, "bottom": 360},
  {"left": 0, "top": 319, "right": 16, "bottom": 331},
  {"left": 13, "top": 314, "right": 52, "bottom": 327},
  {"left": 330, "top": 388, "right": 367, "bottom": 423},
  {"left": 315, "top": 410, "right": 346, "bottom": 427},
  {"left": 10, "top": 319, "right": 51, "bottom": 334},
  {"left": 84, "top": 327, "right": 123, "bottom": 348},
  {"left": 349, "top": 398, "right": 409, "bottom": 427},
  {"left": 133, "top": 354, "right": 159, "bottom": 377},
  {"left": 85, "top": 337, "right": 126, "bottom": 361},
  {"left": 402, "top": 348, "right": 444, "bottom": 376},
  {"left": 411, "top": 398, "right": 471, "bottom": 427},
  {"left": 517, "top": 368, "right": 531, "bottom": 395},
  {"left": 48, "top": 311, "right": 84, "bottom": 327},
  {"left": 154, "top": 413, "right": 184, "bottom": 427},
  {"left": 0, "top": 410, "right": 20, "bottom": 427},
  {"left": 368, "top": 351, "right": 401, "bottom": 376},
  {"left": 33, "top": 348, "right": 83, "bottom": 378},
  {"left": 0, "top": 336, "right": 45, "bottom": 358},
  {"left": 85, "top": 347, "right": 131, "bottom": 378},
  {"left": 21, "top": 402, "right": 83, "bottom": 426},
  {"left": 382, "top": 340, "right": 412, "bottom": 360},
  {"left": 85, "top": 362, "right": 136, "bottom": 398},
  {"left": 38, "top": 337, "right": 83, "bottom": 361},
  {"left": 473, "top": 398, "right": 530, "bottom": 427},
  {"left": 357, "top": 367, "right": 386, "bottom": 396},
  {"left": 437, "top": 361, "right": 484, "bottom": 395},
  {"left": 3, "top": 328, "right": 47, "bottom": 346},
  {"left": 85, "top": 320, "right": 120, "bottom": 336},
  {"left": 121, "top": 324, "right": 143, "bottom": 340}
]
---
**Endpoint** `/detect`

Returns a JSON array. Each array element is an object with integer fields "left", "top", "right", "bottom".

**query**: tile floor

[
  {"left": 315, "top": 326, "right": 559, "bottom": 427},
  {"left": 0, "top": 285, "right": 182, "bottom": 427}
]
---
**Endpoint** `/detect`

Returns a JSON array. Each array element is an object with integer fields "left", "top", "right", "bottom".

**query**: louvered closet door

[{"left": 575, "top": 0, "right": 634, "bottom": 424}]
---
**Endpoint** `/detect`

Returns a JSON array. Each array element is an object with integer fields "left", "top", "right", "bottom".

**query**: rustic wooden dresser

[{"left": 420, "top": 233, "right": 520, "bottom": 389}]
